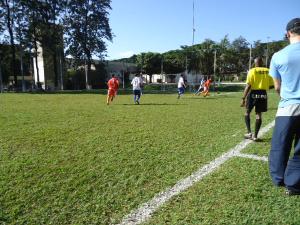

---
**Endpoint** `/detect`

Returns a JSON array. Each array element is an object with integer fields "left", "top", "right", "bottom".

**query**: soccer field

[{"left": 1, "top": 92, "right": 300, "bottom": 224}]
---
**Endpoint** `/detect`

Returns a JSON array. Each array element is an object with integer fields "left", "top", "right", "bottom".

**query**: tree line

[
  {"left": 0, "top": 0, "right": 112, "bottom": 90},
  {"left": 119, "top": 35, "right": 288, "bottom": 82}
]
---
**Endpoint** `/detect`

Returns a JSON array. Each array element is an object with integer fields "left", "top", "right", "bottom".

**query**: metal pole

[{"left": 192, "top": 0, "right": 195, "bottom": 46}]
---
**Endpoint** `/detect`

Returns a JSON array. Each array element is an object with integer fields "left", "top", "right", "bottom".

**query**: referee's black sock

[
  {"left": 254, "top": 119, "right": 262, "bottom": 138},
  {"left": 245, "top": 115, "right": 251, "bottom": 134}
]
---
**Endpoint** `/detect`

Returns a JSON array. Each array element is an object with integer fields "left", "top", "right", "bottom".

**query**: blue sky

[{"left": 105, "top": 0, "right": 300, "bottom": 60}]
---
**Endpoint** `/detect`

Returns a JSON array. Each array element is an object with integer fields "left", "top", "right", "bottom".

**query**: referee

[{"left": 241, "top": 57, "right": 274, "bottom": 141}]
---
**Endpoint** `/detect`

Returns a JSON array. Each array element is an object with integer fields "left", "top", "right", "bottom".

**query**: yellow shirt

[{"left": 246, "top": 67, "right": 274, "bottom": 90}]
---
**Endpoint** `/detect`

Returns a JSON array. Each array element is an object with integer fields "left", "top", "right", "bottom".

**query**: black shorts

[
  {"left": 133, "top": 90, "right": 141, "bottom": 96},
  {"left": 246, "top": 90, "right": 268, "bottom": 113}
]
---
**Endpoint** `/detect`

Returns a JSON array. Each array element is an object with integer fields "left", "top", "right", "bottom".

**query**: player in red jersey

[
  {"left": 107, "top": 74, "right": 119, "bottom": 105},
  {"left": 201, "top": 78, "right": 212, "bottom": 97}
]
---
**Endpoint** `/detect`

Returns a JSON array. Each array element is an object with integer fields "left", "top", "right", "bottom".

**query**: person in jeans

[{"left": 269, "top": 18, "right": 300, "bottom": 195}]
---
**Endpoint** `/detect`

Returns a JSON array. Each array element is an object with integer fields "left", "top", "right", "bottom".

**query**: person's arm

[
  {"left": 240, "top": 83, "right": 251, "bottom": 107},
  {"left": 269, "top": 54, "right": 281, "bottom": 94},
  {"left": 273, "top": 78, "right": 281, "bottom": 95}
]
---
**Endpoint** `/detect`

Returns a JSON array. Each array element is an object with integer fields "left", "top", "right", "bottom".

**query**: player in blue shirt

[{"left": 269, "top": 18, "right": 300, "bottom": 196}]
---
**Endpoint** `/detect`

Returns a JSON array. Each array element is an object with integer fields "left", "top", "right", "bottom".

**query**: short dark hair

[
  {"left": 254, "top": 57, "right": 263, "bottom": 67},
  {"left": 286, "top": 18, "right": 300, "bottom": 35}
]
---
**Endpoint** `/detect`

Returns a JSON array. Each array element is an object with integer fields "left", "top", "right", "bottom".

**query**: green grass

[
  {"left": 146, "top": 158, "right": 300, "bottom": 225},
  {"left": 0, "top": 91, "right": 288, "bottom": 225}
]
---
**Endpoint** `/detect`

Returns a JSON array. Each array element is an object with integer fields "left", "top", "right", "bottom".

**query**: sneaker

[
  {"left": 252, "top": 137, "right": 258, "bottom": 141},
  {"left": 285, "top": 189, "right": 300, "bottom": 196},
  {"left": 244, "top": 133, "right": 252, "bottom": 139}
]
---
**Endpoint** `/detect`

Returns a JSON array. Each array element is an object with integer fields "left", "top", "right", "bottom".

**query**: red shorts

[{"left": 108, "top": 89, "right": 117, "bottom": 97}]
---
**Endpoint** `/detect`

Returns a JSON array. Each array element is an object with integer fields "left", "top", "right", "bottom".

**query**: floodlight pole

[{"left": 192, "top": 0, "right": 195, "bottom": 46}]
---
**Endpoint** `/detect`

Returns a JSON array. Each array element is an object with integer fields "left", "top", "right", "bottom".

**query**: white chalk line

[
  {"left": 116, "top": 120, "right": 275, "bottom": 225},
  {"left": 235, "top": 153, "right": 268, "bottom": 162}
]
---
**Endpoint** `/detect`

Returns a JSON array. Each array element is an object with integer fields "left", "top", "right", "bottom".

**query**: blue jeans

[{"left": 269, "top": 104, "right": 300, "bottom": 191}]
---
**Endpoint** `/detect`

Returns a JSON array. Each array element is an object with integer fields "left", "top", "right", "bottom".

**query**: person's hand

[{"left": 240, "top": 99, "right": 245, "bottom": 107}]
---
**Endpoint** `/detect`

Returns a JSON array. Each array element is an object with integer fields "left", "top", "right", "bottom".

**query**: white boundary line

[
  {"left": 235, "top": 153, "right": 268, "bottom": 162},
  {"left": 116, "top": 120, "right": 275, "bottom": 225}
]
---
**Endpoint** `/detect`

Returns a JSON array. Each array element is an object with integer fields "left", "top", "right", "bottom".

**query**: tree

[
  {"left": 65, "top": 0, "right": 112, "bottom": 89},
  {"left": 231, "top": 36, "right": 249, "bottom": 75},
  {"left": 136, "top": 52, "right": 161, "bottom": 83},
  {"left": 0, "top": 0, "right": 17, "bottom": 86},
  {"left": 162, "top": 50, "right": 185, "bottom": 74},
  {"left": 14, "top": 0, "right": 30, "bottom": 91},
  {"left": 0, "top": 3, "right": 4, "bottom": 34}
]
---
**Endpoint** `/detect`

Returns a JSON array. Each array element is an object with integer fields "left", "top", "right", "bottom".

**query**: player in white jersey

[
  {"left": 177, "top": 74, "right": 186, "bottom": 99},
  {"left": 131, "top": 73, "right": 143, "bottom": 104}
]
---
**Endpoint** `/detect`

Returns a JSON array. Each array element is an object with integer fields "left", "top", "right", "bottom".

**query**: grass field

[{"left": 1, "top": 91, "right": 299, "bottom": 225}]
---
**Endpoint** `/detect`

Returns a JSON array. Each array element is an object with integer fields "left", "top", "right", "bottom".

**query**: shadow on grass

[
  {"left": 255, "top": 137, "right": 272, "bottom": 143},
  {"left": 268, "top": 107, "right": 278, "bottom": 111},
  {"left": 120, "top": 103, "right": 187, "bottom": 106},
  {"left": 185, "top": 97, "right": 217, "bottom": 100}
]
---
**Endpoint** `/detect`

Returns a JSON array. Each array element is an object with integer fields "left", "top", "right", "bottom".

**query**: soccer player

[
  {"left": 131, "top": 73, "right": 143, "bottom": 104},
  {"left": 201, "top": 77, "right": 212, "bottom": 97},
  {"left": 177, "top": 74, "right": 186, "bottom": 99},
  {"left": 269, "top": 18, "right": 300, "bottom": 195},
  {"left": 194, "top": 77, "right": 205, "bottom": 95},
  {"left": 240, "top": 57, "right": 273, "bottom": 141},
  {"left": 106, "top": 74, "right": 119, "bottom": 105}
]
